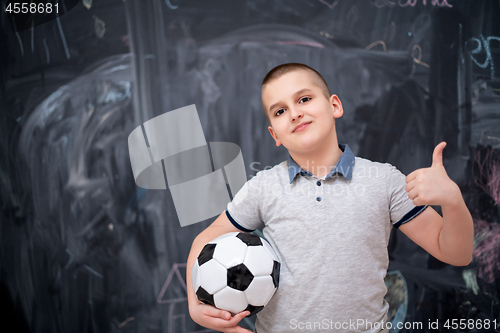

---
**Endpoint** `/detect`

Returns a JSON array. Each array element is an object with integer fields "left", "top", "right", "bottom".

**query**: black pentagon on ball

[
  {"left": 198, "top": 243, "right": 216, "bottom": 266},
  {"left": 227, "top": 264, "right": 254, "bottom": 291},
  {"left": 245, "top": 304, "right": 264, "bottom": 317},
  {"left": 196, "top": 287, "right": 215, "bottom": 307},
  {"left": 236, "top": 232, "right": 262, "bottom": 246},
  {"left": 272, "top": 261, "right": 280, "bottom": 288}
]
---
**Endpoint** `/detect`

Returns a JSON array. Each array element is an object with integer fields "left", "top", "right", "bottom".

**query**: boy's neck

[{"left": 289, "top": 140, "right": 344, "bottom": 179}]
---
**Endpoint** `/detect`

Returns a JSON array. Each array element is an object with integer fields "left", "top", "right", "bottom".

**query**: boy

[{"left": 186, "top": 63, "right": 473, "bottom": 333}]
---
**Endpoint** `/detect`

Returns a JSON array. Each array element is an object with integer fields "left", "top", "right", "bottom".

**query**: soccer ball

[{"left": 191, "top": 232, "right": 280, "bottom": 316}]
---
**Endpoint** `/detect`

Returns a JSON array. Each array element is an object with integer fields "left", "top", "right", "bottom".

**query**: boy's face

[{"left": 262, "top": 69, "right": 343, "bottom": 155}]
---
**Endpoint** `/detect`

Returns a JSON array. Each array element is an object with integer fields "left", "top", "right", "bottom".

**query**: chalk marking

[
  {"left": 93, "top": 15, "right": 106, "bottom": 38},
  {"left": 43, "top": 38, "right": 50, "bottom": 64},
  {"left": 277, "top": 41, "right": 324, "bottom": 48},
  {"left": 412, "top": 44, "right": 429, "bottom": 68},
  {"left": 56, "top": 15, "right": 71, "bottom": 59},
  {"left": 365, "top": 40, "right": 387, "bottom": 51},
  {"left": 31, "top": 24, "right": 34, "bottom": 53},
  {"left": 318, "top": 0, "right": 341, "bottom": 9},
  {"left": 83, "top": 0, "right": 92, "bottom": 9},
  {"left": 469, "top": 35, "right": 500, "bottom": 78},
  {"left": 347, "top": 5, "right": 359, "bottom": 25},
  {"left": 84, "top": 264, "right": 103, "bottom": 278},
  {"left": 157, "top": 263, "right": 188, "bottom": 304},
  {"left": 370, "top": 0, "right": 452, "bottom": 7},
  {"left": 113, "top": 317, "right": 134, "bottom": 328},
  {"left": 165, "top": 0, "right": 179, "bottom": 10},
  {"left": 13, "top": 17, "right": 24, "bottom": 56}
]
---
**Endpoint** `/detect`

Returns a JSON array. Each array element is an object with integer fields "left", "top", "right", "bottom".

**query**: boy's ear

[
  {"left": 268, "top": 126, "right": 282, "bottom": 147},
  {"left": 330, "top": 94, "right": 343, "bottom": 119}
]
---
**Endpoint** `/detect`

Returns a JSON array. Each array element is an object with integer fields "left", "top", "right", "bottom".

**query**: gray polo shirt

[{"left": 226, "top": 144, "right": 426, "bottom": 333}]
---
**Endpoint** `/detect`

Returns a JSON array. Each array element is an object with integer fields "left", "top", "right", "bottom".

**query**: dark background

[{"left": 1, "top": 0, "right": 500, "bottom": 332}]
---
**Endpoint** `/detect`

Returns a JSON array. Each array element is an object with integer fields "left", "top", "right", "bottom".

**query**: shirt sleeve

[
  {"left": 226, "top": 172, "right": 265, "bottom": 232},
  {"left": 386, "top": 164, "right": 428, "bottom": 228}
]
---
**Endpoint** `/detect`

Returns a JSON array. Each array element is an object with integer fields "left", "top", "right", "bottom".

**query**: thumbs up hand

[{"left": 405, "top": 142, "right": 461, "bottom": 207}]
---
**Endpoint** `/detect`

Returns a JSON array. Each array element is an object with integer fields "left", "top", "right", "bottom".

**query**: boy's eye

[
  {"left": 299, "top": 97, "right": 311, "bottom": 103},
  {"left": 275, "top": 108, "right": 285, "bottom": 116}
]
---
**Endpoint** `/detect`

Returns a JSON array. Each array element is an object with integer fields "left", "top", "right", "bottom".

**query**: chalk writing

[
  {"left": 347, "top": 5, "right": 359, "bottom": 26},
  {"left": 278, "top": 41, "right": 324, "bottom": 48},
  {"left": 43, "top": 37, "right": 50, "bottom": 63},
  {"left": 365, "top": 40, "right": 387, "bottom": 51},
  {"left": 83, "top": 0, "right": 92, "bottom": 10},
  {"left": 370, "top": 0, "right": 452, "bottom": 8},
  {"left": 157, "top": 263, "right": 188, "bottom": 304},
  {"left": 318, "top": 0, "right": 341, "bottom": 9},
  {"left": 93, "top": 15, "right": 105, "bottom": 38},
  {"left": 165, "top": 0, "right": 179, "bottom": 10},
  {"left": 385, "top": 21, "right": 396, "bottom": 44},
  {"left": 412, "top": 44, "right": 429, "bottom": 67},
  {"left": 56, "top": 15, "right": 70, "bottom": 59},
  {"left": 469, "top": 35, "right": 500, "bottom": 78},
  {"left": 12, "top": 17, "right": 24, "bottom": 56},
  {"left": 158, "top": 263, "right": 217, "bottom": 332},
  {"left": 113, "top": 316, "right": 135, "bottom": 329},
  {"left": 320, "top": 31, "right": 334, "bottom": 39},
  {"left": 410, "top": 44, "right": 429, "bottom": 77},
  {"left": 31, "top": 25, "right": 34, "bottom": 53}
]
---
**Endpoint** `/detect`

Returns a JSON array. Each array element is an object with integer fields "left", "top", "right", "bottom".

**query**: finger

[
  {"left": 224, "top": 311, "right": 250, "bottom": 329},
  {"left": 223, "top": 311, "right": 251, "bottom": 329},
  {"left": 405, "top": 179, "right": 415, "bottom": 193},
  {"left": 408, "top": 193, "right": 422, "bottom": 206},
  {"left": 207, "top": 310, "right": 250, "bottom": 328},
  {"left": 203, "top": 307, "right": 232, "bottom": 320},
  {"left": 407, "top": 188, "right": 418, "bottom": 201},
  {"left": 431, "top": 141, "right": 446, "bottom": 168},
  {"left": 229, "top": 311, "right": 250, "bottom": 324},
  {"left": 405, "top": 170, "right": 417, "bottom": 183}
]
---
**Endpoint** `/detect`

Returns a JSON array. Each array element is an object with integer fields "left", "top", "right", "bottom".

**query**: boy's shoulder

[
  {"left": 248, "top": 160, "right": 289, "bottom": 184},
  {"left": 353, "top": 156, "right": 406, "bottom": 185},
  {"left": 354, "top": 156, "right": 398, "bottom": 170},
  {"left": 253, "top": 160, "right": 288, "bottom": 177}
]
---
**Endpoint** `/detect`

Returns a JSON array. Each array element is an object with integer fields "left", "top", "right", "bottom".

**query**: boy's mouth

[{"left": 293, "top": 121, "right": 311, "bottom": 133}]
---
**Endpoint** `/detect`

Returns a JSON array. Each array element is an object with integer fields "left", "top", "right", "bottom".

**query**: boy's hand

[
  {"left": 405, "top": 142, "right": 461, "bottom": 207},
  {"left": 189, "top": 302, "right": 252, "bottom": 333}
]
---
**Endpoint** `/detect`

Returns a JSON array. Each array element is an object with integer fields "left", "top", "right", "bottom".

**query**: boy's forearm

[{"left": 438, "top": 192, "right": 474, "bottom": 266}]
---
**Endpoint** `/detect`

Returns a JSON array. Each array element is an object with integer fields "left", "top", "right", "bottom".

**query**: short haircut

[{"left": 261, "top": 63, "right": 331, "bottom": 124}]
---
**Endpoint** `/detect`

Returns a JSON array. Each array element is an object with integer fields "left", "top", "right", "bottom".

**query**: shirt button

[
  {"left": 316, "top": 197, "right": 322, "bottom": 202},
  {"left": 316, "top": 181, "right": 321, "bottom": 186}
]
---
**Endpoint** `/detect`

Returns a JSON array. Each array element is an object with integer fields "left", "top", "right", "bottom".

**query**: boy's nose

[{"left": 289, "top": 107, "right": 303, "bottom": 121}]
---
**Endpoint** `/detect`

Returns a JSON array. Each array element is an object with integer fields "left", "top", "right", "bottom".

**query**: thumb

[{"left": 431, "top": 141, "right": 446, "bottom": 167}]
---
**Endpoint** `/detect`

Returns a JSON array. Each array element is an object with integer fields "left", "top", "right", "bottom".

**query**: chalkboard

[{"left": 1, "top": 0, "right": 499, "bottom": 332}]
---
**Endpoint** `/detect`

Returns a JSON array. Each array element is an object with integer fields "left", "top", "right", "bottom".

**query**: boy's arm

[
  {"left": 398, "top": 142, "right": 474, "bottom": 266},
  {"left": 186, "top": 211, "right": 252, "bottom": 333}
]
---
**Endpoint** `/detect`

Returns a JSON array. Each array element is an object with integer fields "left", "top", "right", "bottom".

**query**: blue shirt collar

[{"left": 287, "top": 144, "right": 355, "bottom": 183}]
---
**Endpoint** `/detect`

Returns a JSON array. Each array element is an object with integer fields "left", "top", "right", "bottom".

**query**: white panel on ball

[
  {"left": 244, "top": 276, "right": 276, "bottom": 306},
  {"left": 199, "top": 260, "right": 228, "bottom": 294},
  {"left": 214, "top": 287, "right": 248, "bottom": 314},
  {"left": 244, "top": 246, "right": 274, "bottom": 276},
  {"left": 213, "top": 236, "right": 248, "bottom": 269}
]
